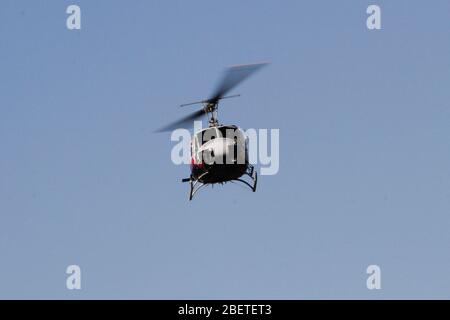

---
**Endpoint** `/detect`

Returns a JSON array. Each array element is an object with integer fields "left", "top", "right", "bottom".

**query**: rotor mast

[{"left": 205, "top": 101, "right": 219, "bottom": 127}]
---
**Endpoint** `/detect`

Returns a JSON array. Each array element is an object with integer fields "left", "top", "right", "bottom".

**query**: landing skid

[{"left": 182, "top": 165, "right": 258, "bottom": 201}]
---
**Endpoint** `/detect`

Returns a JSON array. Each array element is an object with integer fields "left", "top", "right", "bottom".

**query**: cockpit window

[
  {"left": 217, "top": 126, "right": 240, "bottom": 139},
  {"left": 196, "top": 128, "right": 218, "bottom": 146},
  {"left": 218, "top": 126, "right": 231, "bottom": 138},
  {"left": 195, "top": 126, "right": 242, "bottom": 148}
]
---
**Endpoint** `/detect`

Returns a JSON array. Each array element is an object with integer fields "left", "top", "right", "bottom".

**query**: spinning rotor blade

[
  {"left": 155, "top": 109, "right": 205, "bottom": 132},
  {"left": 207, "top": 62, "right": 269, "bottom": 104},
  {"left": 155, "top": 62, "right": 269, "bottom": 133}
]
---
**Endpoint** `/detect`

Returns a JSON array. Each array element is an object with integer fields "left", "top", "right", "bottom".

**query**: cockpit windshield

[
  {"left": 196, "top": 128, "right": 218, "bottom": 147},
  {"left": 194, "top": 126, "right": 242, "bottom": 151},
  {"left": 217, "top": 126, "right": 238, "bottom": 139}
]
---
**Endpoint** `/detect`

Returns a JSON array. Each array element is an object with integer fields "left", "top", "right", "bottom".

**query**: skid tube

[{"left": 182, "top": 165, "right": 257, "bottom": 201}]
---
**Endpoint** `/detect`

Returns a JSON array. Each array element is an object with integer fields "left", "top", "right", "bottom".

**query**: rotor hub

[{"left": 204, "top": 102, "right": 219, "bottom": 127}]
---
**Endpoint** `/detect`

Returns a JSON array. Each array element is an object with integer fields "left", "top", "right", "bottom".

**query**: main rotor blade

[
  {"left": 155, "top": 109, "right": 205, "bottom": 132},
  {"left": 208, "top": 62, "right": 269, "bottom": 104}
]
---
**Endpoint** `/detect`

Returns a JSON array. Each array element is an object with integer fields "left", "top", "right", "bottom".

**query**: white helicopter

[{"left": 157, "top": 62, "right": 268, "bottom": 200}]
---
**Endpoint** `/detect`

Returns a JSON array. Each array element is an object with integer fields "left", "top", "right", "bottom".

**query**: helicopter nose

[{"left": 201, "top": 139, "right": 242, "bottom": 165}]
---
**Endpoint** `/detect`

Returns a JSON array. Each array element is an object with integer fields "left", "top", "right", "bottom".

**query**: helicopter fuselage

[
  {"left": 168, "top": 62, "right": 267, "bottom": 200},
  {"left": 190, "top": 125, "right": 248, "bottom": 183}
]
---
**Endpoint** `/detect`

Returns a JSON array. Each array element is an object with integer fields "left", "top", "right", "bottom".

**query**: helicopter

[{"left": 157, "top": 62, "right": 269, "bottom": 200}]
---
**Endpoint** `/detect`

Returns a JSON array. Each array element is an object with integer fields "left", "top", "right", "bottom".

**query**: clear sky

[{"left": 1, "top": 0, "right": 450, "bottom": 299}]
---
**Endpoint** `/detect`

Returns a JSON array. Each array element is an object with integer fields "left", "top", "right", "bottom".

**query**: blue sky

[{"left": 1, "top": 0, "right": 450, "bottom": 299}]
